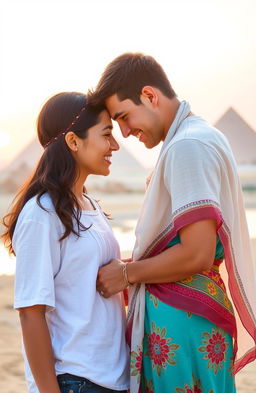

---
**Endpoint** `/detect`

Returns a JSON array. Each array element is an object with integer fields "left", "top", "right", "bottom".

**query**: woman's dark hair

[
  {"left": 2, "top": 92, "right": 105, "bottom": 255},
  {"left": 90, "top": 52, "right": 176, "bottom": 106}
]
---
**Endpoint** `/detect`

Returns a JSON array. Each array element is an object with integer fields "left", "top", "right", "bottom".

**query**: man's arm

[
  {"left": 18, "top": 305, "right": 61, "bottom": 393},
  {"left": 97, "top": 219, "right": 217, "bottom": 297}
]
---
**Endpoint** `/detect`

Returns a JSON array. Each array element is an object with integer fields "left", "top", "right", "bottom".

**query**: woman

[{"left": 2, "top": 92, "right": 129, "bottom": 393}]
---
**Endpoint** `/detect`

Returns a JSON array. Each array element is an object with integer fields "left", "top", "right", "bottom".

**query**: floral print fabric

[{"left": 140, "top": 290, "right": 236, "bottom": 393}]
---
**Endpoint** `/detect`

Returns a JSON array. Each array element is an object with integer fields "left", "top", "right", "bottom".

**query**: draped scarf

[{"left": 127, "top": 101, "right": 256, "bottom": 393}]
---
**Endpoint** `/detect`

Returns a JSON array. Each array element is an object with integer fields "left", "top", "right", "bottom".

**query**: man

[{"left": 94, "top": 53, "right": 256, "bottom": 393}]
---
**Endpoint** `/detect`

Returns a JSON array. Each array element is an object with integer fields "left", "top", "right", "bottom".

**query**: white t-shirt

[{"left": 13, "top": 193, "right": 129, "bottom": 393}]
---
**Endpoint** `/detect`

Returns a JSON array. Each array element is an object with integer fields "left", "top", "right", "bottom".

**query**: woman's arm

[
  {"left": 97, "top": 219, "right": 217, "bottom": 297},
  {"left": 18, "top": 305, "right": 61, "bottom": 393}
]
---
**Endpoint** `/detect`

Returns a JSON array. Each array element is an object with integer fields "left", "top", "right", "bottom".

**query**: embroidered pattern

[
  {"left": 130, "top": 345, "right": 143, "bottom": 383},
  {"left": 207, "top": 282, "right": 217, "bottom": 297},
  {"left": 198, "top": 327, "right": 229, "bottom": 375},
  {"left": 172, "top": 199, "right": 220, "bottom": 218},
  {"left": 202, "top": 267, "right": 226, "bottom": 291},
  {"left": 223, "top": 293, "right": 232, "bottom": 310},
  {"left": 173, "top": 373, "right": 213, "bottom": 393},
  {"left": 144, "top": 321, "right": 179, "bottom": 376},
  {"left": 175, "top": 374, "right": 208, "bottom": 393},
  {"left": 144, "top": 378, "right": 154, "bottom": 393},
  {"left": 141, "top": 291, "right": 235, "bottom": 393},
  {"left": 180, "top": 275, "right": 194, "bottom": 284},
  {"left": 176, "top": 268, "right": 234, "bottom": 315},
  {"left": 149, "top": 293, "right": 159, "bottom": 308}
]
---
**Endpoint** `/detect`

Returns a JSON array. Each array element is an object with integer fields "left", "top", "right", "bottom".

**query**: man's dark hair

[{"left": 92, "top": 52, "right": 176, "bottom": 105}]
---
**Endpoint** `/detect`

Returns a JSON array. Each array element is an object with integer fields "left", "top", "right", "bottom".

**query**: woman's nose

[{"left": 111, "top": 137, "right": 119, "bottom": 151}]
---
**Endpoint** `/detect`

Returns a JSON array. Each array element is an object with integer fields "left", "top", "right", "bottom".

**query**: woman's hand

[{"left": 96, "top": 258, "right": 127, "bottom": 298}]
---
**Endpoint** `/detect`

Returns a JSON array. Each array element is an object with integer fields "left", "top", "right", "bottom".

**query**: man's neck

[{"left": 162, "top": 97, "right": 180, "bottom": 140}]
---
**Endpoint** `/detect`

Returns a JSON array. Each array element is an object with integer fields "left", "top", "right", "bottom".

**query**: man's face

[{"left": 105, "top": 93, "right": 164, "bottom": 149}]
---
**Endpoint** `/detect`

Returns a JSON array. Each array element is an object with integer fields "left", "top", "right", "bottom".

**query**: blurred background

[{"left": 0, "top": 0, "right": 255, "bottom": 392}]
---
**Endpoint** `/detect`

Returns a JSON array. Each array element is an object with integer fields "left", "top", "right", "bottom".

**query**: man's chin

[{"left": 143, "top": 141, "right": 156, "bottom": 149}]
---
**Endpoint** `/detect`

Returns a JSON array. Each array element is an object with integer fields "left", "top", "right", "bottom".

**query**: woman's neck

[{"left": 72, "top": 175, "right": 94, "bottom": 211}]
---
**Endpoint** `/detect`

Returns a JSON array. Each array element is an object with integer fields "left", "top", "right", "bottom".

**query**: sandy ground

[{"left": 0, "top": 240, "right": 255, "bottom": 392}]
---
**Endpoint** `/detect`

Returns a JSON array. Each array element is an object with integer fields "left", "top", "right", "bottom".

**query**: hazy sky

[{"left": 0, "top": 0, "right": 256, "bottom": 168}]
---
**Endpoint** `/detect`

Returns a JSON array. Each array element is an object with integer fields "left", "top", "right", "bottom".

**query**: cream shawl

[{"left": 127, "top": 101, "right": 256, "bottom": 393}]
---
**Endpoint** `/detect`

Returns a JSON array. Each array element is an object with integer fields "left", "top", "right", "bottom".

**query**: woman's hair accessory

[{"left": 44, "top": 106, "right": 86, "bottom": 148}]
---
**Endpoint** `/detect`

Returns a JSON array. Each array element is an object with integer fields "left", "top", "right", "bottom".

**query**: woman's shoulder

[
  {"left": 18, "top": 193, "right": 58, "bottom": 225},
  {"left": 13, "top": 193, "right": 63, "bottom": 253}
]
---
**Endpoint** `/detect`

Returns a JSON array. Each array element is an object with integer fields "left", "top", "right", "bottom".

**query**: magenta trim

[
  {"left": 147, "top": 283, "right": 236, "bottom": 339},
  {"left": 217, "top": 225, "right": 256, "bottom": 372},
  {"left": 234, "top": 346, "right": 256, "bottom": 374},
  {"left": 142, "top": 204, "right": 223, "bottom": 259},
  {"left": 143, "top": 202, "right": 256, "bottom": 372},
  {"left": 128, "top": 202, "right": 256, "bottom": 372},
  {"left": 218, "top": 225, "right": 256, "bottom": 336}
]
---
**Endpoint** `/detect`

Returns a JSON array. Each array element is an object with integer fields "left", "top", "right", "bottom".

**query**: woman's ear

[
  {"left": 65, "top": 132, "right": 78, "bottom": 152},
  {"left": 140, "top": 86, "right": 159, "bottom": 107}
]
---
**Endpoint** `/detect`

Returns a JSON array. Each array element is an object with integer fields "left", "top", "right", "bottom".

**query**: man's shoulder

[{"left": 171, "top": 116, "right": 230, "bottom": 151}]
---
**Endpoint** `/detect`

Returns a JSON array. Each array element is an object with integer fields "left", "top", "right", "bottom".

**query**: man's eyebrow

[
  {"left": 113, "top": 111, "right": 124, "bottom": 121},
  {"left": 102, "top": 125, "right": 113, "bottom": 131}
]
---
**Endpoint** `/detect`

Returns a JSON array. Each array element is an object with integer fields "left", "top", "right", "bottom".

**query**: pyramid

[
  {"left": 214, "top": 108, "right": 256, "bottom": 165},
  {"left": 0, "top": 138, "right": 43, "bottom": 178},
  {"left": 0, "top": 137, "right": 148, "bottom": 192}
]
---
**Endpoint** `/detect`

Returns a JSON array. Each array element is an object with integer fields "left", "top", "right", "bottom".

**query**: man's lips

[{"left": 133, "top": 129, "right": 144, "bottom": 141}]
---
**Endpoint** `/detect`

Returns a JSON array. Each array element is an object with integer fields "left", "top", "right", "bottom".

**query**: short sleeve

[
  {"left": 163, "top": 139, "right": 222, "bottom": 214},
  {"left": 13, "top": 215, "right": 61, "bottom": 310}
]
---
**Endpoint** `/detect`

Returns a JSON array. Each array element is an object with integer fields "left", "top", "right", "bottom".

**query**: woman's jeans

[{"left": 57, "top": 373, "right": 128, "bottom": 393}]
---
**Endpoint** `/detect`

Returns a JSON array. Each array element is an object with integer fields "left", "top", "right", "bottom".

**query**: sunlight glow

[
  {"left": 0, "top": 244, "right": 16, "bottom": 275},
  {"left": 0, "top": 0, "right": 256, "bottom": 167},
  {"left": 0, "top": 131, "right": 10, "bottom": 148}
]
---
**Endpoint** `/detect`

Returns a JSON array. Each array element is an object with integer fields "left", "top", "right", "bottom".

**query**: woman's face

[{"left": 75, "top": 110, "right": 119, "bottom": 177}]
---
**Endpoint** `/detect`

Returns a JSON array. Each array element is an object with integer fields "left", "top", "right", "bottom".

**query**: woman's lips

[{"left": 104, "top": 155, "right": 112, "bottom": 165}]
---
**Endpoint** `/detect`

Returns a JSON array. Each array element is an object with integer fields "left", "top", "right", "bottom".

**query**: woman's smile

[{"left": 104, "top": 154, "right": 112, "bottom": 164}]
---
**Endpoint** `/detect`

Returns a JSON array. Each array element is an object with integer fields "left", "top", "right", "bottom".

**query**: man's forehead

[
  {"left": 105, "top": 95, "right": 130, "bottom": 119},
  {"left": 106, "top": 94, "right": 125, "bottom": 108}
]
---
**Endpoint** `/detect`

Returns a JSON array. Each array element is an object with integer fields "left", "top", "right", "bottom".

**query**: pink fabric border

[
  {"left": 141, "top": 202, "right": 223, "bottom": 260},
  {"left": 217, "top": 223, "right": 256, "bottom": 372},
  {"left": 147, "top": 282, "right": 236, "bottom": 339},
  {"left": 128, "top": 201, "right": 256, "bottom": 373}
]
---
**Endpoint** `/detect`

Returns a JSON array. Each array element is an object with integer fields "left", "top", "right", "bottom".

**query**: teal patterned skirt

[{"left": 141, "top": 290, "right": 236, "bottom": 393}]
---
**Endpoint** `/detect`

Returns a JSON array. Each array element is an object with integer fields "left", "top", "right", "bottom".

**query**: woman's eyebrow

[{"left": 101, "top": 125, "right": 113, "bottom": 131}]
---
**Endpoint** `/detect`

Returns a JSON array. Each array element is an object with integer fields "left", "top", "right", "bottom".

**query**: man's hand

[{"left": 96, "top": 258, "right": 127, "bottom": 298}]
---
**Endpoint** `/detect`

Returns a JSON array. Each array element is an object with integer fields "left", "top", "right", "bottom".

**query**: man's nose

[{"left": 120, "top": 125, "right": 131, "bottom": 138}]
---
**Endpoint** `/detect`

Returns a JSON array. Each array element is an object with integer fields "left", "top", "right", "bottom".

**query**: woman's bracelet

[{"left": 122, "top": 262, "right": 133, "bottom": 287}]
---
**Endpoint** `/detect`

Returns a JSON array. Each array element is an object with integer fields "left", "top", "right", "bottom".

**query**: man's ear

[
  {"left": 65, "top": 132, "right": 79, "bottom": 152},
  {"left": 141, "top": 86, "right": 159, "bottom": 107}
]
